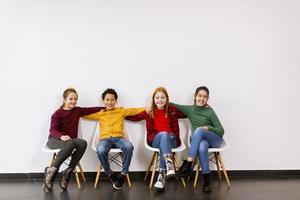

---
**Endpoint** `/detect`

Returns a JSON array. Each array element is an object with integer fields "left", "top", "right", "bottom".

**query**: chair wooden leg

[
  {"left": 144, "top": 153, "right": 156, "bottom": 181},
  {"left": 77, "top": 162, "right": 86, "bottom": 183},
  {"left": 119, "top": 153, "right": 132, "bottom": 188},
  {"left": 74, "top": 168, "right": 81, "bottom": 189},
  {"left": 149, "top": 152, "right": 158, "bottom": 188},
  {"left": 193, "top": 162, "right": 200, "bottom": 188},
  {"left": 94, "top": 163, "right": 102, "bottom": 189},
  {"left": 173, "top": 154, "right": 186, "bottom": 187},
  {"left": 214, "top": 152, "right": 222, "bottom": 181},
  {"left": 126, "top": 174, "right": 132, "bottom": 188},
  {"left": 218, "top": 153, "right": 231, "bottom": 187},
  {"left": 50, "top": 153, "right": 56, "bottom": 167}
]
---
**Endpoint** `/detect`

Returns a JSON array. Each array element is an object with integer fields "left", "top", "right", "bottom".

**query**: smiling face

[
  {"left": 194, "top": 89, "right": 209, "bottom": 107},
  {"left": 154, "top": 91, "right": 168, "bottom": 110},
  {"left": 63, "top": 92, "right": 78, "bottom": 110},
  {"left": 103, "top": 93, "right": 117, "bottom": 110}
]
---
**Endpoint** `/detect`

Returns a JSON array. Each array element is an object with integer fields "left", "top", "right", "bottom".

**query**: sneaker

[
  {"left": 60, "top": 167, "right": 73, "bottom": 191},
  {"left": 113, "top": 173, "right": 124, "bottom": 190},
  {"left": 154, "top": 172, "right": 165, "bottom": 192},
  {"left": 177, "top": 160, "right": 193, "bottom": 177},
  {"left": 108, "top": 173, "right": 122, "bottom": 190},
  {"left": 164, "top": 154, "right": 175, "bottom": 179},
  {"left": 43, "top": 166, "right": 58, "bottom": 191}
]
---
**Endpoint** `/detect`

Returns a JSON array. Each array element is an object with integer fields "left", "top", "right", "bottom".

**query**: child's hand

[
  {"left": 200, "top": 126, "right": 209, "bottom": 130},
  {"left": 60, "top": 135, "right": 71, "bottom": 141},
  {"left": 145, "top": 104, "right": 152, "bottom": 114}
]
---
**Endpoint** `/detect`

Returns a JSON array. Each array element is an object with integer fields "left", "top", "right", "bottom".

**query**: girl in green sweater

[{"left": 173, "top": 86, "right": 224, "bottom": 193}]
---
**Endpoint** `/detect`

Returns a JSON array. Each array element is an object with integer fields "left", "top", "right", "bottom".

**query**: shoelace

[
  {"left": 157, "top": 173, "right": 165, "bottom": 184},
  {"left": 166, "top": 162, "right": 174, "bottom": 171}
]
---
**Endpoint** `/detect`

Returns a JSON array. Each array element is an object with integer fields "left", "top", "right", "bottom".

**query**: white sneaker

[
  {"left": 164, "top": 154, "right": 176, "bottom": 179},
  {"left": 154, "top": 172, "right": 165, "bottom": 192}
]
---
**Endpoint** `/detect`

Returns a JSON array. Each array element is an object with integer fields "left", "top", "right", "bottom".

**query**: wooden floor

[{"left": 0, "top": 177, "right": 300, "bottom": 200}]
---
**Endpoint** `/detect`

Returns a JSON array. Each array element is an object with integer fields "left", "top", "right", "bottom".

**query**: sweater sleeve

[
  {"left": 79, "top": 107, "right": 103, "bottom": 116},
  {"left": 123, "top": 107, "right": 145, "bottom": 117},
  {"left": 207, "top": 110, "right": 224, "bottom": 137},
  {"left": 49, "top": 113, "right": 64, "bottom": 139},
  {"left": 170, "top": 102, "right": 191, "bottom": 115},
  {"left": 125, "top": 111, "right": 147, "bottom": 121},
  {"left": 82, "top": 111, "right": 102, "bottom": 120},
  {"left": 174, "top": 107, "right": 187, "bottom": 119}
]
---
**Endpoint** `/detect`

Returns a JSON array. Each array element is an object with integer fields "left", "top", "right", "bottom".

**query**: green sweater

[{"left": 171, "top": 103, "right": 224, "bottom": 137}]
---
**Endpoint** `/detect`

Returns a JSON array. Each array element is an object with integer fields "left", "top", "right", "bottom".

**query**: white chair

[
  {"left": 144, "top": 125, "right": 187, "bottom": 189},
  {"left": 188, "top": 129, "right": 231, "bottom": 187},
  {"left": 92, "top": 122, "right": 132, "bottom": 189},
  {"left": 42, "top": 142, "right": 87, "bottom": 189}
]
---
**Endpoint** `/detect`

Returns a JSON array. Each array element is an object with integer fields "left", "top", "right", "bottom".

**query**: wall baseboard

[{"left": 1, "top": 170, "right": 300, "bottom": 180}]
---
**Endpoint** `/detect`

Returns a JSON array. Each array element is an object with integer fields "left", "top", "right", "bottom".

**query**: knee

[
  {"left": 123, "top": 142, "right": 134, "bottom": 152},
  {"left": 96, "top": 145, "right": 108, "bottom": 157},
  {"left": 159, "top": 132, "right": 171, "bottom": 141},
  {"left": 77, "top": 139, "right": 87, "bottom": 149},
  {"left": 195, "top": 127, "right": 205, "bottom": 134},
  {"left": 66, "top": 140, "right": 77, "bottom": 149}
]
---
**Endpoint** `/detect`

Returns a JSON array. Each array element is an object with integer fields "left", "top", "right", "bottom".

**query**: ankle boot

[
  {"left": 202, "top": 173, "right": 211, "bottom": 193},
  {"left": 43, "top": 166, "right": 58, "bottom": 191},
  {"left": 177, "top": 160, "right": 193, "bottom": 177},
  {"left": 60, "top": 167, "right": 73, "bottom": 190},
  {"left": 164, "top": 154, "right": 175, "bottom": 178}
]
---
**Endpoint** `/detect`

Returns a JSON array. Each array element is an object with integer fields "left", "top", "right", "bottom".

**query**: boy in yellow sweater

[{"left": 85, "top": 88, "right": 144, "bottom": 190}]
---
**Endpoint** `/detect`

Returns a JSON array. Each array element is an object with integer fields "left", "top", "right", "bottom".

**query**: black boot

[
  {"left": 202, "top": 173, "right": 211, "bottom": 193},
  {"left": 177, "top": 160, "right": 193, "bottom": 177},
  {"left": 60, "top": 167, "right": 73, "bottom": 191}
]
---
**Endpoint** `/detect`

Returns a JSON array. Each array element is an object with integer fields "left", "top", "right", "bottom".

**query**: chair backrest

[
  {"left": 188, "top": 128, "right": 229, "bottom": 152},
  {"left": 144, "top": 128, "right": 159, "bottom": 152},
  {"left": 92, "top": 121, "right": 132, "bottom": 151}
]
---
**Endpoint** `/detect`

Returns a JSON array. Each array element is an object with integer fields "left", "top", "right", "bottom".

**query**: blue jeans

[
  {"left": 152, "top": 132, "right": 177, "bottom": 169},
  {"left": 96, "top": 137, "right": 134, "bottom": 175},
  {"left": 188, "top": 128, "right": 222, "bottom": 174}
]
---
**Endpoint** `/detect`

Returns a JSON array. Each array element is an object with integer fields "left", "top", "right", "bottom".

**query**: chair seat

[
  {"left": 208, "top": 140, "right": 229, "bottom": 152},
  {"left": 42, "top": 144, "right": 60, "bottom": 153},
  {"left": 145, "top": 142, "right": 186, "bottom": 153},
  {"left": 92, "top": 145, "right": 124, "bottom": 153}
]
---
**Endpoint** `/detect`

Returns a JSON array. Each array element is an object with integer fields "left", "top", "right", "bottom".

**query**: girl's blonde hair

[
  {"left": 61, "top": 88, "right": 78, "bottom": 108},
  {"left": 151, "top": 87, "right": 169, "bottom": 118}
]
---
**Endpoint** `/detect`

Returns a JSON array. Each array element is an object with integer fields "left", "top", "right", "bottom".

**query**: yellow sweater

[{"left": 84, "top": 107, "right": 144, "bottom": 139}]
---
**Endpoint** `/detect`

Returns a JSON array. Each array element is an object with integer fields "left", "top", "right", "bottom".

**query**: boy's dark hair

[
  {"left": 194, "top": 86, "right": 210, "bottom": 98},
  {"left": 102, "top": 88, "right": 118, "bottom": 100}
]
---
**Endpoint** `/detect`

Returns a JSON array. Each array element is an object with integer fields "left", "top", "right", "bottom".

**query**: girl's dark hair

[
  {"left": 102, "top": 88, "right": 118, "bottom": 100},
  {"left": 151, "top": 87, "right": 169, "bottom": 118},
  {"left": 194, "top": 86, "right": 209, "bottom": 103},
  {"left": 61, "top": 88, "right": 78, "bottom": 108}
]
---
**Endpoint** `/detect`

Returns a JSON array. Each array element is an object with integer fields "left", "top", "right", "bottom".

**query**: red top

[
  {"left": 126, "top": 105, "right": 186, "bottom": 147},
  {"left": 154, "top": 109, "right": 172, "bottom": 133},
  {"left": 49, "top": 106, "right": 102, "bottom": 139}
]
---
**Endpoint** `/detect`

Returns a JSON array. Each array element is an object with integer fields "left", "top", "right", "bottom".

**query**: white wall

[{"left": 1, "top": 0, "right": 300, "bottom": 173}]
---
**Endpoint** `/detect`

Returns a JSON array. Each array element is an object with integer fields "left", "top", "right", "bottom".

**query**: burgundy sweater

[{"left": 49, "top": 107, "right": 102, "bottom": 139}]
